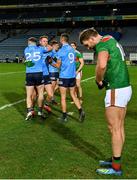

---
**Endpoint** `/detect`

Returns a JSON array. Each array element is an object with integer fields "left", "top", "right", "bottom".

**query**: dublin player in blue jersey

[
  {"left": 24, "top": 37, "right": 45, "bottom": 120},
  {"left": 50, "top": 33, "right": 85, "bottom": 122},
  {"left": 39, "top": 36, "right": 53, "bottom": 113},
  {"left": 48, "top": 40, "right": 60, "bottom": 104}
]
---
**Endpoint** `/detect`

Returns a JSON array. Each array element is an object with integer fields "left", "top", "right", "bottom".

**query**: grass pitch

[{"left": 0, "top": 63, "right": 137, "bottom": 179}]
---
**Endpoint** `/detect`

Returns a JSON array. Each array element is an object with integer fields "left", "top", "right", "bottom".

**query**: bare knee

[{"left": 111, "top": 125, "right": 121, "bottom": 135}]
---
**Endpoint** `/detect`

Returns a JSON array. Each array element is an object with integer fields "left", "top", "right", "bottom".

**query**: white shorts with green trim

[
  {"left": 76, "top": 71, "right": 82, "bottom": 80},
  {"left": 104, "top": 86, "right": 132, "bottom": 108}
]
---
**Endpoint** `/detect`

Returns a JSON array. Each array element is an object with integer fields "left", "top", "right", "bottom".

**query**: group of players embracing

[{"left": 24, "top": 33, "right": 85, "bottom": 123}]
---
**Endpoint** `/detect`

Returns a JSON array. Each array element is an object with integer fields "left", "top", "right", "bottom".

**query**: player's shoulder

[
  {"left": 24, "top": 46, "right": 29, "bottom": 53},
  {"left": 101, "top": 35, "right": 113, "bottom": 42}
]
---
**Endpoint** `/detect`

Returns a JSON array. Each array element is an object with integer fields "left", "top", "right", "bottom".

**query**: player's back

[
  {"left": 24, "top": 45, "right": 43, "bottom": 73},
  {"left": 58, "top": 44, "right": 76, "bottom": 78},
  {"left": 96, "top": 35, "right": 130, "bottom": 89}
]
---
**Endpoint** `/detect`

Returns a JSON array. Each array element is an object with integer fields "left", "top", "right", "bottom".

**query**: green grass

[{"left": 0, "top": 63, "right": 137, "bottom": 178}]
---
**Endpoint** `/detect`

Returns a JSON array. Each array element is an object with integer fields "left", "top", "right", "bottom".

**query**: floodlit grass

[{"left": 0, "top": 63, "right": 136, "bottom": 178}]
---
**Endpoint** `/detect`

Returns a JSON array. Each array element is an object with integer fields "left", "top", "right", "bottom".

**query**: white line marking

[
  {"left": 0, "top": 76, "right": 95, "bottom": 111},
  {"left": 81, "top": 76, "right": 95, "bottom": 82},
  {"left": 0, "top": 71, "right": 25, "bottom": 75},
  {"left": 0, "top": 99, "right": 25, "bottom": 111}
]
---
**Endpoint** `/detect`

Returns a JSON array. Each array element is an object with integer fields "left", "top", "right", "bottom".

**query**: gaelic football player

[
  {"left": 24, "top": 37, "right": 45, "bottom": 120},
  {"left": 80, "top": 28, "right": 132, "bottom": 175},
  {"left": 48, "top": 40, "right": 60, "bottom": 104},
  {"left": 50, "top": 33, "right": 85, "bottom": 122},
  {"left": 39, "top": 36, "right": 53, "bottom": 112},
  {"left": 71, "top": 42, "right": 84, "bottom": 104}
]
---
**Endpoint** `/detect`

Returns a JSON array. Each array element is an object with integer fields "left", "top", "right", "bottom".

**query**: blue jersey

[
  {"left": 49, "top": 50, "right": 59, "bottom": 73},
  {"left": 40, "top": 46, "right": 51, "bottom": 76},
  {"left": 24, "top": 45, "right": 44, "bottom": 73},
  {"left": 57, "top": 44, "right": 76, "bottom": 78}
]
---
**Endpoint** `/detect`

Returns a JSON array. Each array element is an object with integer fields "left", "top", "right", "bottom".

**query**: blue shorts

[
  {"left": 59, "top": 78, "right": 76, "bottom": 88},
  {"left": 26, "top": 72, "right": 44, "bottom": 86},
  {"left": 49, "top": 72, "right": 59, "bottom": 81},
  {"left": 43, "top": 75, "right": 52, "bottom": 85}
]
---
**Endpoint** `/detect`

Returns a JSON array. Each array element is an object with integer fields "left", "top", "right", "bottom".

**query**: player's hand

[
  {"left": 52, "top": 57, "right": 58, "bottom": 62},
  {"left": 96, "top": 80, "right": 105, "bottom": 90},
  {"left": 24, "top": 60, "right": 35, "bottom": 67},
  {"left": 45, "top": 56, "right": 53, "bottom": 64},
  {"left": 76, "top": 71, "right": 79, "bottom": 75}
]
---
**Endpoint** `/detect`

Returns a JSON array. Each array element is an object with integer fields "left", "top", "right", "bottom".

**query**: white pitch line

[
  {"left": 81, "top": 76, "right": 95, "bottom": 82},
  {"left": 0, "top": 71, "right": 25, "bottom": 75},
  {"left": 0, "top": 75, "right": 95, "bottom": 111},
  {"left": 0, "top": 99, "right": 25, "bottom": 111}
]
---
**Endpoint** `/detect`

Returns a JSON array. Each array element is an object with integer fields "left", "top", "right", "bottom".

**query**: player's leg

[
  {"left": 51, "top": 80, "right": 58, "bottom": 105},
  {"left": 69, "top": 86, "right": 81, "bottom": 109},
  {"left": 25, "top": 73, "right": 35, "bottom": 120},
  {"left": 44, "top": 84, "right": 54, "bottom": 102},
  {"left": 59, "top": 86, "right": 67, "bottom": 122},
  {"left": 76, "top": 73, "right": 83, "bottom": 103},
  {"left": 43, "top": 75, "right": 53, "bottom": 113},
  {"left": 26, "top": 86, "right": 35, "bottom": 120},
  {"left": 106, "top": 107, "right": 124, "bottom": 157},
  {"left": 97, "top": 86, "right": 132, "bottom": 175},
  {"left": 51, "top": 80, "right": 57, "bottom": 92},
  {"left": 69, "top": 78, "right": 85, "bottom": 122},
  {"left": 120, "top": 107, "right": 127, "bottom": 145},
  {"left": 97, "top": 106, "right": 123, "bottom": 175},
  {"left": 36, "top": 84, "right": 45, "bottom": 118}
]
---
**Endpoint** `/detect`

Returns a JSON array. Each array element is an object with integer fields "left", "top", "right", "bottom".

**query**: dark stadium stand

[
  {"left": 0, "top": 27, "right": 136, "bottom": 62},
  {"left": 0, "top": 0, "right": 136, "bottom": 62}
]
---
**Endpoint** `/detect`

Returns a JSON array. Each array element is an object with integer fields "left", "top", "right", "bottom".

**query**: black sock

[
  {"left": 27, "top": 107, "right": 34, "bottom": 113},
  {"left": 38, "top": 107, "right": 42, "bottom": 113},
  {"left": 63, "top": 112, "right": 67, "bottom": 119},
  {"left": 78, "top": 108, "right": 82, "bottom": 114},
  {"left": 113, "top": 156, "right": 121, "bottom": 161},
  {"left": 45, "top": 102, "right": 49, "bottom": 106}
]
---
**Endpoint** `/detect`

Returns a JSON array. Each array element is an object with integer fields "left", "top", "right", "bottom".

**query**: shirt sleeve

[
  {"left": 56, "top": 49, "right": 62, "bottom": 61},
  {"left": 96, "top": 42, "right": 109, "bottom": 54},
  {"left": 76, "top": 52, "right": 83, "bottom": 58}
]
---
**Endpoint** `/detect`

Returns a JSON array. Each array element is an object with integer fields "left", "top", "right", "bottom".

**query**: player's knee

[
  {"left": 111, "top": 125, "right": 121, "bottom": 134},
  {"left": 76, "top": 83, "right": 80, "bottom": 88},
  {"left": 108, "top": 124, "right": 113, "bottom": 134},
  {"left": 38, "top": 93, "right": 44, "bottom": 100}
]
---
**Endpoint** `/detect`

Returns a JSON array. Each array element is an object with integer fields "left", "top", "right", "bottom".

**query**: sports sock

[
  {"left": 27, "top": 107, "right": 34, "bottom": 113},
  {"left": 78, "top": 108, "right": 82, "bottom": 114},
  {"left": 62, "top": 112, "right": 67, "bottom": 119},
  {"left": 112, "top": 156, "right": 121, "bottom": 171},
  {"left": 38, "top": 107, "right": 42, "bottom": 113}
]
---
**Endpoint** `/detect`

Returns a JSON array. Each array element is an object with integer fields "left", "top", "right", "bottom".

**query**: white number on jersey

[
  {"left": 25, "top": 52, "right": 41, "bottom": 61},
  {"left": 116, "top": 43, "right": 125, "bottom": 61},
  {"left": 68, "top": 53, "right": 75, "bottom": 63}
]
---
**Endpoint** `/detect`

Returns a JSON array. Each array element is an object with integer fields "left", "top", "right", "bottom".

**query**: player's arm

[
  {"left": 51, "top": 59, "right": 61, "bottom": 68},
  {"left": 76, "top": 57, "right": 84, "bottom": 74},
  {"left": 95, "top": 51, "right": 109, "bottom": 85}
]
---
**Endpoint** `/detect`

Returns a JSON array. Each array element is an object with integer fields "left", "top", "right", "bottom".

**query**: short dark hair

[
  {"left": 70, "top": 41, "right": 77, "bottom": 47},
  {"left": 28, "top": 37, "right": 37, "bottom": 43},
  {"left": 50, "top": 40, "right": 58, "bottom": 46},
  {"left": 61, "top": 33, "right": 69, "bottom": 42},
  {"left": 79, "top": 28, "right": 98, "bottom": 44},
  {"left": 39, "top": 35, "right": 48, "bottom": 40}
]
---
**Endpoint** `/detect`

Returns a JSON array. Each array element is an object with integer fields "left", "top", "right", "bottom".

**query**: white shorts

[
  {"left": 105, "top": 86, "right": 132, "bottom": 108},
  {"left": 76, "top": 71, "right": 82, "bottom": 80}
]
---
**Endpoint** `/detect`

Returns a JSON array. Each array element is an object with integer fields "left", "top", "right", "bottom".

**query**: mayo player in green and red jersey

[
  {"left": 79, "top": 28, "right": 132, "bottom": 176},
  {"left": 71, "top": 42, "right": 84, "bottom": 104}
]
